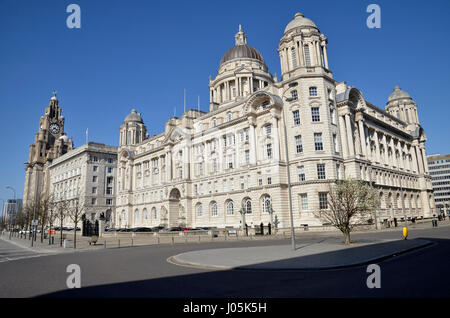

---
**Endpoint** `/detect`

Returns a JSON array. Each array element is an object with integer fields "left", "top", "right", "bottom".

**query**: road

[{"left": 0, "top": 226, "right": 449, "bottom": 298}]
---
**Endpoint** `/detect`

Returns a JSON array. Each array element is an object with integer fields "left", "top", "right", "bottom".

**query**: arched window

[
  {"left": 262, "top": 195, "right": 271, "bottom": 214},
  {"left": 226, "top": 200, "right": 234, "bottom": 215},
  {"left": 135, "top": 209, "right": 140, "bottom": 224},
  {"left": 304, "top": 44, "right": 311, "bottom": 66},
  {"left": 245, "top": 199, "right": 252, "bottom": 214},
  {"left": 291, "top": 47, "right": 297, "bottom": 68},
  {"left": 143, "top": 208, "right": 148, "bottom": 220},
  {"left": 197, "top": 203, "right": 203, "bottom": 217},
  {"left": 226, "top": 112, "right": 232, "bottom": 122},
  {"left": 210, "top": 202, "right": 218, "bottom": 217},
  {"left": 152, "top": 207, "right": 157, "bottom": 219},
  {"left": 264, "top": 124, "right": 272, "bottom": 135},
  {"left": 212, "top": 117, "right": 217, "bottom": 128}
]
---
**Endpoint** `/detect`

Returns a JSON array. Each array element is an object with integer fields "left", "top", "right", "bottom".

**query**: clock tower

[{"left": 23, "top": 92, "right": 74, "bottom": 209}]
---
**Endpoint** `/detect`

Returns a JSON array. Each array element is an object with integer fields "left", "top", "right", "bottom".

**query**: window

[
  {"left": 309, "top": 87, "right": 318, "bottom": 96},
  {"left": 108, "top": 167, "right": 113, "bottom": 173},
  {"left": 295, "top": 135, "right": 303, "bottom": 153},
  {"left": 106, "top": 187, "right": 113, "bottom": 195},
  {"left": 91, "top": 198, "right": 97, "bottom": 205},
  {"left": 291, "top": 90, "right": 298, "bottom": 101},
  {"left": 213, "top": 158, "right": 218, "bottom": 173},
  {"left": 244, "top": 129, "right": 249, "bottom": 141},
  {"left": 197, "top": 204, "right": 203, "bottom": 217},
  {"left": 212, "top": 118, "right": 216, "bottom": 127},
  {"left": 262, "top": 195, "right": 271, "bottom": 214},
  {"left": 258, "top": 172, "right": 262, "bottom": 186},
  {"left": 226, "top": 112, "right": 232, "bottom": 122},
  {"left": 92, "top": 176, "right": 98, "bottom": 182},
  {"left": 314, "top": 133, "right": 323, "bottom": 151},
  {"left": 92, "top": 187, "right": 97, "bottom": 194},
  {"left": 93, "top": 156, "right": 98, "bottom": 162},
  {"left": 317, "top": 164, "right": 326, "bottom": 179},
  {"left": 330, "top": 107, "right": 336, "bottom": 124},
  {"left": 266, "top": 143, "right": 272, "bottom": 159},
  {"left": 245, "top": 199, "right": 252, "bottom": 214},
  {"left": 211, "top": 202, "right": 218, "bottom": 217},
  {"left": 108, "top": 158, "right": 113, "bottom": 163},
  {"left": 298, "top": 166, "right": 305, "bottom": 181},
  {"left": 301, "top": 194, "right": 308, "bottom": 211},
  {"left": 291, "top": 47, "right": 297, "bottom": 68},
  {"left": 319, "top": 192, "right": 328, "bottom": 209},
  {"left": 135, "top": 210, "right": 140, "bottom": 223},
  {"left": 265, "top": 125, "right": 272, "bottom": 135},
  {"left": 93, "top": 166, "right": 98, "bottom": 172},
  {"left": 152, "top": 208, "right": 157, "bottom": 219},
  {"left": 304, "top": 45, "right": 311, "bottom": 66},
  {"left": 293, "top": 110, "right": 300, "bottom": 126},
  {"left": 311, "top": 107, "right": 320, "bottom": 122},
  {"left": 226, "top": 201, "right": 234, "bottom": 215},
  {"left": 228, "top": 155, "right": 233, "bottom": 169},
  {"left": 333, "top": 134, "right": 338, "bottom": 153},
  {"left": 106, "top": 199, "right": 113, "bottom": 205},
  {"left": 107, "top": 176, "right": 113, "bottom": 184},
  {"left": 267, "top": 177, "right": 272, "bottom": 185},
  {"left": 199, "top": 162, "right": 203, "bottom": 176},
  {"left": 245, "top": 150, "right": 250, "bottom": 164}
]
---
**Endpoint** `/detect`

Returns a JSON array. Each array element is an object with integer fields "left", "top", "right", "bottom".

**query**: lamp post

[
  {"left": 0, "top": 198, "right": 5, "bottom": 232},
  {"left": 239, "top": 207, "right": 247, "bottom": 236},
  {"left": 5, "top": 186, "right": 16, "bottom": 239}
]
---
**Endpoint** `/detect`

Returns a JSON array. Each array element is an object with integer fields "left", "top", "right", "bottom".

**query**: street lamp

[
  {"left": 5, "top": 186, "right": 16, "bottom": 239},
  {"left": 239, "top": 207, "right": 247, "bottom": 236},
  {"left": 0, "top": 198, "right": 5, "bottom": 232}
]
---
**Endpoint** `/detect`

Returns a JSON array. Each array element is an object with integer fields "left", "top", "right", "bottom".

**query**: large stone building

[
  {"left": 23, "top": 92, "right": 74, "bottom": 209},
  {"left": 48, "top": 142, "right": 118, "bottom": 227},
  {"left": 115, "top": 13, "right": 434, "bottom": 229},
  {"left": 427, "top": 153, "right": 450, "bottom": 216}
]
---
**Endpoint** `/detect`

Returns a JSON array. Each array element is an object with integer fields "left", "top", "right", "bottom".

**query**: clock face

[{"left": 49, "top": 123, "right": 60, "bottom": 135}]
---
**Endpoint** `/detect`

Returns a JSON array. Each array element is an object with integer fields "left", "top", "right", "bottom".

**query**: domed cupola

[
  {"left": 219, "top": 25, "right": 266, "bottom": 67},
  {"left": 209, "top": 25, "right": 274, "bottom": 111},
  {"left": 278, "top": 13, "right": 330, "bottom": 80},
  {"left": 386, "top": 86, "right": 419, "bottom": 127},
  {"left": 120, "top": 109, "right": 147, "bottom": 146}
]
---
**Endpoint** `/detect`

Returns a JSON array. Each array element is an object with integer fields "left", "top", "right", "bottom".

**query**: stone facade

[
  {"left": 48, "top": 142, "right": 118, "bottom": 227},
  {"left": 115, "top": 13, "right": 434, "bottom": 229}
]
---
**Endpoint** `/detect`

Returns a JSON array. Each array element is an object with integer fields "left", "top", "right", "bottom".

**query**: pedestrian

[{"left": 260, "top": 222, "right": 264, "bottom": 236}]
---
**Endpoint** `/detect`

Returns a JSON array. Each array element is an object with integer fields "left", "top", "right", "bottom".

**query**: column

[
  {"left": 405, "top": 144, "right": 411, "bottom": 171},
  {"left": 315, "top": 41, "right": 322, "bottom": 66},
  {"left": 295, "top": 41, "right": 301, "bottom": 67},
  {"left": 382, "top": 134, "right": 389, "bottom": 165},
  {"left": 414, "top": 145, "right": 424, "bottom": 173},
  {"left": 299, "top": 41, "right": 305, "bottom": 66},
  {"left": 420, "top": 147, "right": 428, "bottom": 174},
  {"left": 271, "top": 114, "right": 280, "bottom": 161},
  {"left": 338, "top": 115, "right": 349, "bottom": 158},
  {"left": 364, "top": 126, "right": 372, "bottom": 159},
  {"left": 357, "top": 119, "right": 367, "bottom": 157},
  {"left": 322, "top": 43, "right": 329, "bottom": 69},
  {"left": 374, "top": 130, "right": 381, "bottom": 164},
  {"left": 390, "top": 138, "right": 398, "bottom": 168},
  {"left": 225, "top": 81, "right": 229, "bottom": 101},
  {"left": 249, "top": 121, "right": 257, "bottom": 164},
  {"left": 345, "top": 114, "right": 355, "bottom": 156},
  {"left": 249, "top": 77, "right": 253, "bottom": 93}
]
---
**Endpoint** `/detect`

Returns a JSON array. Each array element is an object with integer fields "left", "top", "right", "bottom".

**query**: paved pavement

[
  {"left": 171, "top": 238, "right": 432, "bottom": 270},
  {"left": 0, "top": 239, "right": 48, "bottom": 263}
]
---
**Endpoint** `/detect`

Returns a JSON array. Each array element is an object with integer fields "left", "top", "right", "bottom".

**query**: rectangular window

[
  {"left": 92, "top": 187, "right": 97, "bottom": 194},
  {"left": 293, "top": 110, "right": 300, "bottom": 126},
  {"left": 245, "top": 150, "right": 250, "bottom": 164},
  {"left": 199, "top": 162, "right": 203, "bottom": 176},
  {"left": 317, "top": 164, "right": 326, "bottom": 180},
  {"left": 244, "top": 129, "right": 249, "bottom": 141},
  {"left": 298, "top": 165, "right": 305, "bottom": 181},
  {"left": 108, "top": 158, "right": 113, "bottom": 163},
  {"left": 333, "top": 134, "right": 338, "bottom": 152},
  {"left": 267, "top": 177, "right": 272, "bottom": 185},
  {"left": 314, "top": 133, "right": 323, "bottom": 151},
  {"left": 319, "top": 192, "right": 328, "bottom": 209},
  {"left": 291, "top": 90, "right": 298, "bottom": 101},
  {"left": 258, "top": 172, "right": 262, "bottom": 186},
  {"left": 213, "top": 158, "right": 218, "bottom": 173},
  {"left": 106, "top": 199, "right": 113, "bottom": 205},
  {"left": 312, "top": 107, "right": 320, "bottom": 122},
  {"left": 309, "top": 87, "right": 318, "bottom": 96},
  {"left": 91, "top": 198, "right": 97, "bottom": 205},
  {"left": 93, "top": 166, "right": 98, "bottom": 172},
  {"left": 92, "top": 176, "right": 97, "bottom": 182},
  {"left": 228, "top": 155, "right": 233, "bottom": 169},
  {"left": 265, "top": 125, "right": 271, "bottom": 135},
  {"left": 301, "top": 194, "right": 308, "bottom": 211},
  {"left": 107, "top": 167, "right": 113, "bottom": 173},
  {"left": 295, "top": 135, "right": 303, "bottom": 153},
  {"left": 266, "top": 143, "right": 272, "bottom": 159},
  {"left": 106, "top": 187, "right": 113, "bottom": 195}
]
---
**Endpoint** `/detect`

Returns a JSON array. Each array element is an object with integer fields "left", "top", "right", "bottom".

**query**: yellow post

[{"left": 402, "top": 227, "right": 408, "bottom": 240}]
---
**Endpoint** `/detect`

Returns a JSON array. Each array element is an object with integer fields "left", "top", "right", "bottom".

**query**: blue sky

[{"left": 0, "top": 0, "right": 449, "bottom": 204}]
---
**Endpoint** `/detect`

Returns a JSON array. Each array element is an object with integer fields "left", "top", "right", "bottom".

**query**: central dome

[
  {"left": 124, "top": 109, "right": 143, "bottom": 123},
  {"left": 220, "top": 44, "right": 265, "bottom": 65},
  {"left": 219, "top": 25, "right": 265, "bottom": 67}
]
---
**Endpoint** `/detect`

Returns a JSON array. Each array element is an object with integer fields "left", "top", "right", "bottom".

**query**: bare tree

[
  {"left": 67, "top": 196, "right": 85, "bottom": 249},
  {"left": 55, "top": 199, "right": 69, "bottom": 246},
  {"left": 37, "top": 192, "right": 54, "bottom": 243},
  {"left": 46, "top": 195, "right": 58, "bottom": 245},
  {"left": 314, "top": 179, "right": 379, "bottom": 245}
]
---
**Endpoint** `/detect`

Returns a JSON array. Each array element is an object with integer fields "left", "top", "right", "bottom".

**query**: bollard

[
  {"left": 131, "top": 239, "right": 134, "bottom": 247},
  {"left": 104, "top": 241, "right": 107, "bottom": 249},
  {"left": 63, "top": 239, "right": 67, "bottom": 248},
  {"left": 118, "top": 239, "right": 120, "bottom": 248},
  {"left": 171, "top": 236, "right": 174, "bottom": 244},
  {"left": 402, "top": 227, "right": 408, "bottom": 240}
]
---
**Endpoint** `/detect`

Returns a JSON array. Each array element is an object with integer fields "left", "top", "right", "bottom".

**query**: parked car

[
  {"left": 105, "top": 228, "right": 118, "bottom": 232},
  {"left": 151, "top": 226, "right": 165, "bottom": 232},
  {"left": 118, "top": 228, "right": 131, "bottom": 232},
  {"left": 167, "top": 227, "right": 182, "bottom": 232},
  {"left": 131, "top": 227, "right": 152, "bottom": 232}
]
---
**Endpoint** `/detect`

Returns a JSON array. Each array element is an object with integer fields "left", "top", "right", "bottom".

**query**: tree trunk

[{"left": 344, "top": 232, "right": 351, "bottom": 245}]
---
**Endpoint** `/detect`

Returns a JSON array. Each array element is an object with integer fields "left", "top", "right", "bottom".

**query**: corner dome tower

[
  {"left": 386, "top": 86, "right": 419, "bottom": 127},
  {"left": 120, "top": 109, "right": 147, "bottom": 146}
]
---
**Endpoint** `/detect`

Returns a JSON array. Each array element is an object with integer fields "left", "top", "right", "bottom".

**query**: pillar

[
  {"left": 338, "top": 115, "right": 349, "bottom": 158},
  {"left": 345, "top": 114, "right": 355, "bottom": 156}
]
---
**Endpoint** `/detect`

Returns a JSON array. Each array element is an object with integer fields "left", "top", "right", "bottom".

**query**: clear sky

[{"left": 0, "top": 0, "right": 449, "bottom": 205}]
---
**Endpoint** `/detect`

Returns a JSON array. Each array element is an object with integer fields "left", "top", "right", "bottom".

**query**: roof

[
  {"left": 124, "top": 109, "right": 143, "bottom": 123},
  {"left": 388, "top": 86, "right": 412, "bottom": 103},
  {"left": 220, "top": 44, "right": 265, "bottom": 66},
  {"left": 284, "top": 12, "right": 317, "bottom": 33}
]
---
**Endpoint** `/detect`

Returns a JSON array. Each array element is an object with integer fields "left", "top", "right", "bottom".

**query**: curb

[{"left": 170, "top": 239, "right": 434, "bottom": 271}]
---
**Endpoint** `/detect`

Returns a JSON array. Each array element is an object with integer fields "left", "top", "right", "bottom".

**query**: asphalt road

[{"left": 0, "top": 226, "right": 449, "bottom": 298}]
